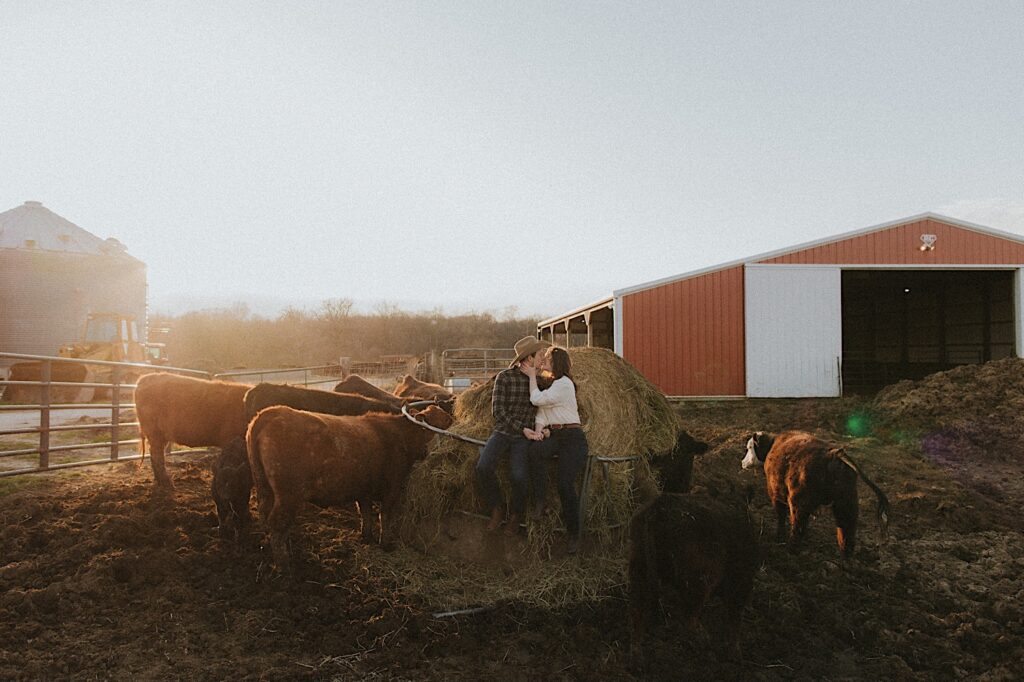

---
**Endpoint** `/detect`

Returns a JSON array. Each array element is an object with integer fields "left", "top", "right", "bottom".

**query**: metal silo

[{"left": 0, "top": 201, "right": 147, "bottom": 373}]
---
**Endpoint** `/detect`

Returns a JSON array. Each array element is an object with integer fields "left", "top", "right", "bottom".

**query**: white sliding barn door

[{"left": 745, "top": 265, "right": 842, "bottom": 397}]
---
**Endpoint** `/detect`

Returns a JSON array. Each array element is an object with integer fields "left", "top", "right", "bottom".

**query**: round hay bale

[{"left": 387, "top": 348, "right": 678, "bottom": 608}]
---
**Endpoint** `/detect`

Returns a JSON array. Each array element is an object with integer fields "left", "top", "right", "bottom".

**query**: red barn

[{"left": 538, "top": 214, "right": 1024, "bottom": 397}]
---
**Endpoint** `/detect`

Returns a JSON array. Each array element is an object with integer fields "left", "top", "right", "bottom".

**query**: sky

[{"left": 2, "top": 1, "right": 1023, "bottom": 319}]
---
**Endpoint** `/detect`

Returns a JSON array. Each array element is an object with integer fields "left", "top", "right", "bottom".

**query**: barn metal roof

[
  {"left": 613, "top": 212, "right": 1024, "bottom": 297},
  {"left": 0, "top": 200, "right": 140, "bottom": 262}
]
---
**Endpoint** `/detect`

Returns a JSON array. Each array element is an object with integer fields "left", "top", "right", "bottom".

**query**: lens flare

[{"left": 845, "top": 413, "right": 871, "bottom": 438}]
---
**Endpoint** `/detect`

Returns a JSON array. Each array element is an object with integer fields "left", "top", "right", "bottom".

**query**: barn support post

[{"left": 1016, "top": 268, "right": 1024, "bottom": 358}]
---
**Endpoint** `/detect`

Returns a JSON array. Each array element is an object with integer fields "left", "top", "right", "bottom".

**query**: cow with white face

[
  {"left": 740, "top": 430, "right": 890, "bottom": 557},
  {"left": 741, "top": 431, "right": 774, "bottom": 470}
]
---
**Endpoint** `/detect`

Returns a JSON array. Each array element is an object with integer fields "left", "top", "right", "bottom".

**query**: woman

[{"left": 522, "top": 346, "right": 589, "bottom": 555}]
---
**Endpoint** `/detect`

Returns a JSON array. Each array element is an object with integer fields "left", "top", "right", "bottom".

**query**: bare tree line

[{"left": 151, "top": 299, "right": 539, "bottom": 372}]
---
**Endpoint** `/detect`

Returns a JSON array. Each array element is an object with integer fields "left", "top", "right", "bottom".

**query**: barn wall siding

[
  {"left": 758, "top": 219, "right": 1024, "bottom": 265},
  {"left": 621, "top": 265, "right": 745, "bottom": 396},
  {"left": 745, "top": 265, "right": 842, "bottom": 397}
]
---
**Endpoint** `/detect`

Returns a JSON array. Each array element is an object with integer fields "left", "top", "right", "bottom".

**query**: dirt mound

[{"left": 874, "top": 358, "right": 1024, "bottom": 463}]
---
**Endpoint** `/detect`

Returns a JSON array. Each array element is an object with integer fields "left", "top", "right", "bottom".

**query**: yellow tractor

[{"left": 6, "top": 313, "right": 167, "bottom": 403}]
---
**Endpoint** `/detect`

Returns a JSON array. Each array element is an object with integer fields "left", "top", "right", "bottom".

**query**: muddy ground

[{"left": 1, "top": 397, "right": 1022, "bottom": 681}]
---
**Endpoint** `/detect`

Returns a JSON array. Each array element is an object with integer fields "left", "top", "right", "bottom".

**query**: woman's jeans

[
  {"left": 530, "top": 429, "right": 589, "bottom": 538},
  {"left": 476, "top": 431, "right": 531, "bottom": 516}
]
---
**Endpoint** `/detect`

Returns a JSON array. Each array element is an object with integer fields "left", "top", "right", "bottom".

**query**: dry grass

[{"left": 381, "top": 348, "right": 677, "bottom": 608}]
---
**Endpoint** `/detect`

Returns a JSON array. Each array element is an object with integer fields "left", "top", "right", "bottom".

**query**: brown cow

[
  {"left": 333, "top": 374, "right": 411, "bottom": 407},
  {"left": 393, "top": 374, "right": 451, "bottom": 400},
  {"left": 742, "top": 430, "right": 890, "bottom": 556},
  {"left": 628, "top": 492, "right": 758, "bottom": 667},
  {"left": 247, "top": 405, "right": 453, "bottom": 566},
  {"left": 135, "top": 373, "right": 249, "bottom": 488},
  {"left": 210, "top": 383, "right": 404, "bottom": 539},
  {"left": 211, "top": 437, "right": 251, "bottom": 541}
]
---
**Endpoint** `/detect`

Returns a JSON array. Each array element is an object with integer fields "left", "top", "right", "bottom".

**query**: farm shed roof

[
  {"left": 537, "top": 295, "right": 613, "bottom": 327},
  {"left": 0, "top": 200, "right": 140, "bottom": 262},
  {"left": 613, "top": 213, "right": 1024, "bottom": 297}
]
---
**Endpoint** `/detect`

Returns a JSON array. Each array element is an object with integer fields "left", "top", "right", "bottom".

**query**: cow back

[
  {"left": 135, "top": 373, "right": 249, "bottom": 447},
  {"left": 333, "top": 375, "right": 405, "bottom": 406},
  {"left": 244, "top": 383, "right": 399, "bottom": 421}
]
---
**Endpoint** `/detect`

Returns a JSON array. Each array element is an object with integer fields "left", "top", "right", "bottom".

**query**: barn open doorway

[{"left": 841, "top": 270, "right": 1016, "bottom": 394}]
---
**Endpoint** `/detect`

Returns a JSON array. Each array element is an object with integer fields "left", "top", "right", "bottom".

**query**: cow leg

[
  {"left": 627, "top": 558, "right": 653, "bottom": 671},
  {"left": 253, "top": 475, "right": 275, "bottom": 529},
  {"left": 149, "top": 436, "right": 173, "bottom": 489},
  {"left": 379, "top": 490, "right": 403, "bottom": 550},
  {"left": 267, "top": 499, "right": 298, "bottom": 570},
  {"left": 358, "top": 499, "right": 377, "bottom": 544},
  {"left": 773, "top": 501, "right": 789, "bottom": 544},
  {"left": 719, "top": 567, "right": 754, "bottom": 661},
  {"left": 628, "top": 603, "right": 649, "bottom": 671},
  {"left": 833, "top": 498, "right": 858, "bottom": 558},
  {"left": 787, "top": 495, "right": 813, "bottom": 552}
]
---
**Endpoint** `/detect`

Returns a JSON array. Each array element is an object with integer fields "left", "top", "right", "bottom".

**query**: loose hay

[{"left": 376, "top": 348, "right": 677, "bottom": 608}]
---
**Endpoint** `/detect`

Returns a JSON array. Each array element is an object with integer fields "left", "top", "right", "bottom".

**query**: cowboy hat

[{"left": 510, "top": 336, "right": 552, "bottom": 368}]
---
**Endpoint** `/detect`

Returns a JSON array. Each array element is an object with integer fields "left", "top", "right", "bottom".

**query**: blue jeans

[
  {"left": 529, "top": 429, "right": 589, "bottom": 538},
  {"left": 476, "top": 431, "right": 531, "bottom": 516}
]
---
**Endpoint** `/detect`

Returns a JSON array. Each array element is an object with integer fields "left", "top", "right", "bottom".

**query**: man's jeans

[{"left": 476, "top": 430, "right": 531, "bottom": 516}]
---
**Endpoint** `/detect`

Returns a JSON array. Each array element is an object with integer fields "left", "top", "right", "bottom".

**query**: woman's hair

[{"left": 547, "top": 347, "right": 574, "bottom": 384}]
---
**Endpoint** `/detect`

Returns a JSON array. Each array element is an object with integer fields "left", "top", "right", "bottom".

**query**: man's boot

[{"left": 486, "top": 506, "right": 504, "bottom": 532}]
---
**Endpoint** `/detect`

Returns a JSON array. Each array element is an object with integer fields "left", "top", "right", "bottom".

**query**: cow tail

[
  {"left": 836, "top": 450, "right": 891, "bottom": 536},
  {"left": 246, "top": 415, "right": 270, "bottom": 510}
]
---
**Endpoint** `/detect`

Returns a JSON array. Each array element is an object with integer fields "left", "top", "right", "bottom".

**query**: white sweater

[{"left": 530, "top": 376, "right": 580, "bottom": 430}]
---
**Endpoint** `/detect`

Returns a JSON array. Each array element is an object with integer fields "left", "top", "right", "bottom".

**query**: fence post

[
  {"left": 39, "top": 360, "right": 51, "bottom": 471},
  {"left": 111, "top": 365, "right": 121, "bottom": 461}
]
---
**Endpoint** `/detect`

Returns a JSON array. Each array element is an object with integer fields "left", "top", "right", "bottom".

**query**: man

[{"left": 475, "top": 335, "right": 551, "bottom": 534}]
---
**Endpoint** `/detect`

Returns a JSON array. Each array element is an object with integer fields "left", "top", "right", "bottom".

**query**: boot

[
  {"left": 485, "top": 506, "right": 504, "bottom": 532},
  {"left": 567, "top": 535, "right": 580, "bottom": 555},
  {"left": 503, "top": 513, "right": 521, "bottom": 537}
]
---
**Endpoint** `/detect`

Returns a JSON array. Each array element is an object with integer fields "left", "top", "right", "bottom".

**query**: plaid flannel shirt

[{"left": 491, "top": 367, "right": 537, "bottom": 436}]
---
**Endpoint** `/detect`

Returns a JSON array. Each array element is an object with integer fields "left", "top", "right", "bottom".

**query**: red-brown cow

[
  {"left": 628, "top": 491, "right": 758, "bottom": 667},
  {"left": 333, "top": 374, "right": 411, "bottom": 408},
  {"left": 135, "top": 373, "right": 249, "bottom": 488},
  {"left": 210, "top": 383, "right": 404, "bottom": 539},
  {"left": 393, "top": 374, "right": 451, "bottom": 400},
  {"left": 247, "top": 405, "right": 453, "bottom": 566},
  {"left": 742, "top": 430, "right": 890, "bottom": 556}
]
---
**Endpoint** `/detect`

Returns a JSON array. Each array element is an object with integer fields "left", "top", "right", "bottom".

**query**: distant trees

[{"left": 150, "top": 300, "right": 539, "bottom": 372}]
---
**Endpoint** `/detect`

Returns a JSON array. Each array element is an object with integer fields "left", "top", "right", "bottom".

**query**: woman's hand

[
  {"left": 523, "top": 428, "right": 544, "bottom": 441},
  {"left": 522, "top": 364, "right": 537, "bottom": 379}
]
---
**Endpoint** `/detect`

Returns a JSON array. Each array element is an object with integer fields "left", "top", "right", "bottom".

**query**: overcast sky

[{"left": 2, "top": 1, "right": 1023, "bottom": 318}]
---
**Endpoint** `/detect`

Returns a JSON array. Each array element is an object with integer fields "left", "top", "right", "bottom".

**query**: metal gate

[{"left": 0, "top": 352, "right": 208, "bottom": 478}]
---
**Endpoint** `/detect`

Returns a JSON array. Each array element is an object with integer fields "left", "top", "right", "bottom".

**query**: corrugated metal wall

[
  {"left": 619, "top": 218, "right": 1024, "bottom": 398},
  {"left": 621, "top": 265, "right": 745, "bottom": 396},
  {"left": 745, "top": 265, "right": 842, "bottom": 397},
  {"left": 0, "top": 250, "right": 147, "bottom": 363},
  {"left": 759, "top": 218, "right": 1024, "bottom": 265}
]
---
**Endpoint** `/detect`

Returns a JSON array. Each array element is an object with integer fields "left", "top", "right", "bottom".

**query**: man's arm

[{"left": 491, "top": 371, "right": 517, "bottom": 433}]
